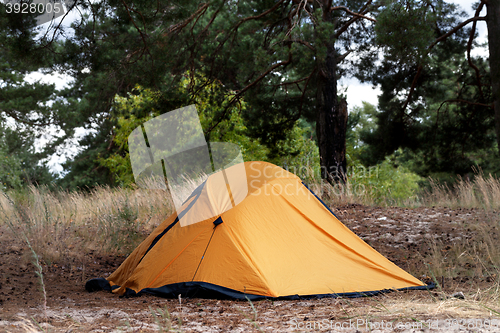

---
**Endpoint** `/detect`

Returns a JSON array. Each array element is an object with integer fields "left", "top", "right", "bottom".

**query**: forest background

[{"left": 0, "top": 0, "right": 498, "bottom": 204}]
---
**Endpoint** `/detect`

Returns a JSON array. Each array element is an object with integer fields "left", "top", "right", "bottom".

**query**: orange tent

[{"left": 86, "top": 161, "right": 428, "bottom": 299}]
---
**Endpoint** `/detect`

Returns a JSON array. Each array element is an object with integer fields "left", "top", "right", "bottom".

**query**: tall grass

[
  {"left": 421, "top": 172, "right": 500, "bottom": 209},
  {"left": 309, "top": 168, "right": 500, "bottom": 209},
  {"left": 423, "top": 212, "right": 500, "bottom": 284},
  {"left": 1, "top": 167, "right": 500, "bottom": 269},
  {"left": 0, "top": 185, "right": 174, "bottom": 265},
  {"left": 409, "top": 172, "right": 500, "bottom": 288}
]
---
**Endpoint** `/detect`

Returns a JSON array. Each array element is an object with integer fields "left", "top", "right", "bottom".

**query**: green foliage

[
  {"left": 0, "top": 125, "right": 55, "bottom": 190},
  {"left": 358, "top": 1, "right": 495, "bottom": 181},
  {"left": 1, "top": 0, "right": 495, "bottom": 193},
  {"left": 375, "top": 0, "right": 437, "bottom": 65},
  {"left": 289, "top": 104, "right": 423, "bottom": 204},
  {"left": 346, "top": 102, "right": 378, "bottom": 166},
  {"left": 97, "top": 87, "right": 160, "bottom": 187},
  {"left": 99, "top": 74, "right": 320, "bottom": 187},
  {"left": 99, "top": 79, "right": 267, "bottom": 186},
  {"left": 362, "top": 53, "right": 495, "bottom": 179},
  {"left": 271, "top": 119, "right": 320, "bottom": 182},
  {"left": 52, "top": 0, "right": 204, "bottom": 189},
  {"left": 348, "top": 151, "right": 423, "bottom": 204},
  {"left": 188, "top": 76, "right": 270, "bottom": 162},
  {"left": 0, "top": 6, "right": 58, "bottom": 189},
  {"left": 290, "top": 101, "right": 423, "bottom": 203},
  {"left": 0, "top": 140, "right": 23, "bottom": 190},
  {"left": 95, "top": 86, "right": 155, "bottom": 187},
  {"left": 295, "top": 146, "right": 423, "bottom": 205}
]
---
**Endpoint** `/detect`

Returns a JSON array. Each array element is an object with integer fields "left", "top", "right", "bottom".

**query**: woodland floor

[{"left": 1, "top": 205, "right": 500, "bottom": 332}]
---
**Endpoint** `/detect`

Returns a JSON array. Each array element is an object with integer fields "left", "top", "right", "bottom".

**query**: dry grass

[
  {"left": 408, "top": 173, "right": 500, "bottom": 286},
  {"left": 307, "top": 169, "right": 500, "bottom": 209},
  {"left": 137, "top": 174, "right": 207, "bottom": 210},
  {"left": 333, "top": 286, "right": 500, "bottom": 329},
  {"left": 423, "top": 214, "right": 500, "bottom": 288},
  {"left": 1, "top": 172, "right": 500, "bottom": 266},
  {"left": 420, "top": 173, "right": 500, "bottom": 210},
  {"left": 0, "top": 185, "right": 175, "bottom": 265},
  {"left": 307, "top": 181, "right": 373, "bottom": 207},
  {"left": 1, "top": 171, "right": 500, "bottom": 296}
]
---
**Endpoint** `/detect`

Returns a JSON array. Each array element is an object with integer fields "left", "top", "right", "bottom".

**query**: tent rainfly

[{"left": 86, "top": 161, "right": 430, "bottom": 299}]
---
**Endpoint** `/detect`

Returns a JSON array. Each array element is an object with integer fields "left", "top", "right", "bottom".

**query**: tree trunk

[
  {"left": 486, "top": 0, "right": 500, "bottom": 155},
  {"left": 315, "top": 2, "right": 348, "bottom": 183}
]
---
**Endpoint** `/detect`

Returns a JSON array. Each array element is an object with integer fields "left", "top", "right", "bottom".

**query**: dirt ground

[{"left": 1, "top": 205, "right": 499, "bottom": 332}]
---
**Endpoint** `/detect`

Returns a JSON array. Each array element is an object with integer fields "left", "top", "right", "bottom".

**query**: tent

[{"left": 86, "top": 161, "right": 429, "bottom": 299}]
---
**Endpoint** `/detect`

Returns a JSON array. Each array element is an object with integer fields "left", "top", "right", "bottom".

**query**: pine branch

[
  {"left": 120, "top": 0, "right": 152, "bottom": 62},
  {"left": 402, "top": 6, "right": 487, "bottom": 114},
  {"left": 331, "top": 5, "right": 376, "bottom": 22},
  {"left": 337, "top": 49, "right": 352, "bottom": 63},
  {"left": 428, "top": 15, "right": 486, "bottom": 50},
  {"left": 437, "top": 99, "right": 493, "bottom": 110},
  {"left": 2, "top": 109, "right": 52, "bottom": 127},
  {"left": 205, "top": 55, "right": 292, "bottom": 135},
  {"left": 281, "top": 39, "right": 316, "bottom": 51},
  {"left": 202, "top": 0, "right": 286, "bottom": 86},
  {"left": 400, "top": 65, "right": 423, "bottom": 115},
  {"left": 167, "top": 3, "right": 210, "bottom": 35},
  {"left": 298, "top": 69, "right": 315, "bottom": 118},
  {"left": 334, "top": 0, "right": 375, "bottom": 38}
]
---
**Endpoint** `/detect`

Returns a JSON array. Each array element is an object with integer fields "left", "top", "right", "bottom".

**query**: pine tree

[
  {"left": 48, "top": 0, "right": 380, "bottom": 185},
  {"left": 358, "top": 0, "right": 499, "bottom": 177},
  {"left": 0, "top": 4, "right": 58, "bottom": 187}
]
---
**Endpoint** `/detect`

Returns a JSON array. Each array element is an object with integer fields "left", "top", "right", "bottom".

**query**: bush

[
  {"left": 349, "top": 156, "right": 422, "bottom": 204},
  {"left": 0, "top": 148, "right": 23, "bottom": 190}
]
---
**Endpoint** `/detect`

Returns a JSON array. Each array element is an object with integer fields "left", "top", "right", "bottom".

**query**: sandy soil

[{"left": 1, "top": 205, "right": 499, "bottom": 332}]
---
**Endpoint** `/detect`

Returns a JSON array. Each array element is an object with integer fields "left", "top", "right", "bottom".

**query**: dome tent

[{"left": 86, "top": 161, "right": 429, "bottom": 299}]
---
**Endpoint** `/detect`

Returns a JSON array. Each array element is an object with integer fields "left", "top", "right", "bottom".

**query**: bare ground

[{"left": 1, "top": 205, "right": 500, "bottom": 332}]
